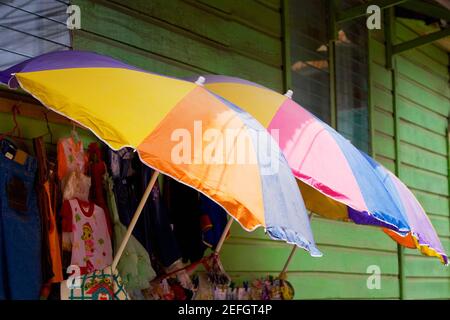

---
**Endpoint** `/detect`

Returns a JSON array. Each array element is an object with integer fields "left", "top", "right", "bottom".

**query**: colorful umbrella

[
  {"left": 196, "top": 75, "right": 448, "bottom": 264},
  {"left": 195, "top": 75, "right": 410, "bottom": 234},
  {"left": 362, "top": 153, "right": 448, "bottom": 265},
  {"left": 0, "top": 51, "right": 322, "bottom": 260}
]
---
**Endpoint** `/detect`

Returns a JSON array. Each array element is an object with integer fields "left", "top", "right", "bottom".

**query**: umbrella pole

[
  {"left": 111, "top": 170, "right": 160, "bottom": 271},
  {"left": 214, "top": 217, "right": 234, "bottom": 254},
  {"left": 279, "top": 212, "right": 313, "bottom": 278}
]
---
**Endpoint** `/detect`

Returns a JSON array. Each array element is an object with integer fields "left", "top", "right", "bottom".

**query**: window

[
  {"left": 289, "top": 0, "right": 331, "bottom": 124},
  {"left": 0, "top": 0, "right": 70, "bottom": 70},
  {"left": 336, "top": 0, "right": 370, "bottom": 153},
  {"left": 288, "top": 0, "right": 370, "bottom": 153}
]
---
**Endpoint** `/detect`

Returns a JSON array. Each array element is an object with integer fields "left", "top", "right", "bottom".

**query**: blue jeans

[{"left": 0, "top": 142, "right": 42, "bottom": 300}]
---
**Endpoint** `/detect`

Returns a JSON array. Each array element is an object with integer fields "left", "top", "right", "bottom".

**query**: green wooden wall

[
  {"left": 370, "top": 19, "right": 450, "bottom": 299},
  {"left": 69, "top": 0, "right": 450, "bottom": 299}
]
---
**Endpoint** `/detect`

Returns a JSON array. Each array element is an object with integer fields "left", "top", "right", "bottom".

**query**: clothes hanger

[
  {"left": 71, "top": 121, "right": 81, "bottom": 144},
  {"left": 39, "top": 110, "right": 54, "bottom": 145},
  {"left": 0, "top": 104, "right": 21, "bottom": 142},
  {"left": 0, "top": 104, "right": 29, "bottom": 160}
]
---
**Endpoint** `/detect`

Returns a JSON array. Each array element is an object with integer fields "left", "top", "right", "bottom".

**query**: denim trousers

[{"left": 0, "top": 142, "right": 42, "bottom": 300}]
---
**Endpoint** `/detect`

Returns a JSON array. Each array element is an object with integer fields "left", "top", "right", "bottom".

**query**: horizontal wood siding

[
  {"left": 395, "top": 20, "right": 450, "bottom": 300},
  {"left": 370, "top": 19, "right": 450, "bottom": 299}
]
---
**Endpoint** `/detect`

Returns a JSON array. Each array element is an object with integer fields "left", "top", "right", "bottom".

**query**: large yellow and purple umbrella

[
  {"left": 196, "top": 75, "right": 447, "bottom": 264},
  {"left": 0, "top": 51, "right": 322, "bottom": 258}
]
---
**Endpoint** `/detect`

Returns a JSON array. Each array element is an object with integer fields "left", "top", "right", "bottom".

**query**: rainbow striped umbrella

[
  {"left": 362, "top": 153, "right": 448, "bottom": 265},
  {"left": 196, "top": 75, "right": 409, "bottom": 230},
  {"left": 0, "top": 51, "right": 322, "bottom": 258},
  {"left": 197, "top": 75, "right": 447, "bottom": 263}
]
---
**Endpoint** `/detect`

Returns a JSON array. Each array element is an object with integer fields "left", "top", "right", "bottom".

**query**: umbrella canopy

[
  {"left": 195, "top": 75, "right": 411, "bottom": 234},
  {"left": 0, "top": 51, "right": 321, "bottom": 257},
  {"left": 362, "top": 153, "right": 448, "bottom": 265}
]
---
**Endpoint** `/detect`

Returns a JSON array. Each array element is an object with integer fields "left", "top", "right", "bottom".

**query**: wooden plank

[
  {"left": 397, "top": 76, "right": 450, "bottom": 118},
  {"left": 286, "top": 273, "right": 399, "bottom": 299},
  {"left": 400, "top": 142, "right": 448, "bottom": 176},
  {"left": 374, "top": 108, "right": 394, "bottom": 136},
  {"left": 400, "top": 165, "right": 449, "bottom": 197},
  {"left": 396, "top": 21, "right": 449, "bottom": 67},
  {"left": 372, "top": 85, "right": 393, "bottom": 112},
  {"left": 372, "top": 63, "right": 393, "bottom": 90},
  {"left": 397, "top": 55, "right": 450, "bottom": 95},
  {"left": 398, "top": 48, "right": 449, "bottom": 80},
  {"left": 428, "top": 215, "right": 450, "bottom": 237},
  {"left": 404, "top": 278, "right": 450, "bottom": 299},
  {"left": 72, "top": 31, "right": 203, "bottom": 78},
  {"left": 108, "top": 0, "right": 282, "bottom": 66},
  {"left": 195, "top": 0, "right": 282, "bottom": 36},
  {"left": 399, "top": 120, "right": 448, "bottom": 156},
  {"left": 231, "top": 216, "right": 397, "bottom": 252},
  {"left": 257, "top": 0, "right": 281, "bottom": 11},
  {"left": 220, "top": 242, "right": 399, "bottom": 274},
  {"left": 412, "top": 189, "right": 449, "bottom": 218},
  {"left": 398, "top": 97, "right": 448, "bottom": 136},
  {"left": 376, "top": 156, "right": 396, "bottom": 172},
  {"left": 374, "top": 132, "right": 396, "bottom": 160},
  {"left": 370, "top": 38, "right": 387, "bottom": 66},
  {"left": 72, "top": 0, "right": 283, "bottom": 90},
  {"left": 405, "top": 255, "right": 450, "bottom": 278}
]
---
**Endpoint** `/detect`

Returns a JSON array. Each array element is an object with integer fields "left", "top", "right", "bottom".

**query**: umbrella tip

[
  {"left": 195, "top": 76, "right": 206, "bottom": 86},
  {"left": 284, "top": 89, "right": 293, "bottom": 99}
]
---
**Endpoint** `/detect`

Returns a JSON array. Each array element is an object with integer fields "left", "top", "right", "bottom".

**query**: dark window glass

[
  {"left": 336, "top": 0, "right": 370, "bottom": 153},
  {"left": 289, "top": 0, "right": 331, "bottom": 124}
]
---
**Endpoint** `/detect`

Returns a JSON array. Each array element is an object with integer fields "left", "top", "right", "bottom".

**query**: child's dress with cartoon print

[{"left": 62, "top": 198, "right": 113, "bottom": 275}]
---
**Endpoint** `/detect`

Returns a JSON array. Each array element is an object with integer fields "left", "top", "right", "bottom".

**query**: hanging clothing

[
  {"left": 87, "top": 142, "right": 112, "bottom": 236},
  {"left": 139, "top": 166, "right": 181, "bottom": 268},
  {"left": 62, "top": 171, "right": 91, "bottom": 202},
  {"left": 0, "top": 139, "right": 42, "bottom": 299},
  {"left": 32, "top": 137, "right": 54, "bottom": 286},
  {"left": 165, "top": 177, "right": 205, "bottom": 263},
  {"left": 105, "top": 174, "right": 156, "bottom": 290},
  {"left": 107, "top": 148, "right": 139, "bottom": 228},
  {"left": 199, "top": 194, "right": 229, "bottom": 249},
  {"left": 57, "top": 135, "right": 86, "bottom": 181},
  {"left": 61, "top": 198, "right": 112, "bottom": 275},
  {"left": 33, "top": 137, "right": 63, "bottom": 284},
  {"left": 107, "top": 148, "right": 181, "bottom": 269}
]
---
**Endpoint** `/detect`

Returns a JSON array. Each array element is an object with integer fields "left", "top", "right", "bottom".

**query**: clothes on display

[
  {"left": 0, "top": 122, "right": 289, "bottom": 300},
  {"left": 107, "top": 148, "right": 182, "bottom": 269},
  {"left": 57, "top": 134, "right": 85, "bottom": 181},
  {"left": 165, "top": 177, "right": 205, "bottom": 264},
  {"left": 87, "top": 142, "right": 112, "bottom": 236},
  {"left": 61, "top": 198, "right": 113, "bottom": 275},
  {"left": 199, "top": 194, "right": 229, "bottom": 249},
  {"left": 105, "top": 173, "right": 156, "bottom": 291},
  {"left": 0, "top": 138, "right": 42, "bottom": 300},
  {"left": 33, "top": 137, "right": 63, "bottom": 293}
]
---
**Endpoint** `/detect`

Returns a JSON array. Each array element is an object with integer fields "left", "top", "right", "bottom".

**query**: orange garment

[
  {"left": 57, "top": 136, "right": 86, "bottom": 180},
  {"left": 44, "top": 181, "right": 63, "bottom": 283}
]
